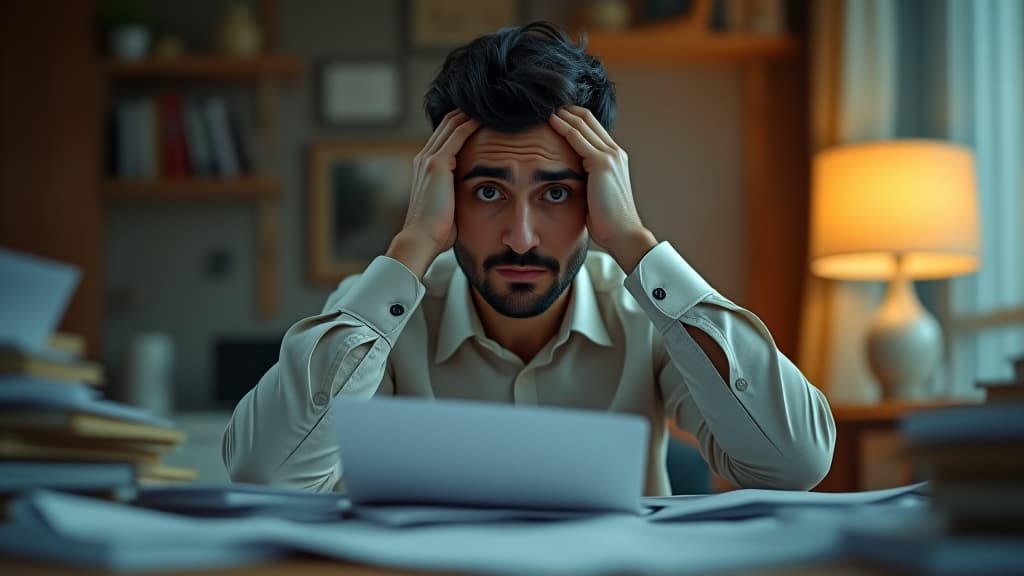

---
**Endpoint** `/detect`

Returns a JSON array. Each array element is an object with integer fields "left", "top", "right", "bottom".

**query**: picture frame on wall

[
  {"left": 318, "top": 59, "right": 403, "bottom": 126},
  {"left": 408, "top": 0, "right": 519, "bottom": 51},
  {"left": 307, "top": 140, "right": 419, "bottom": 283}
]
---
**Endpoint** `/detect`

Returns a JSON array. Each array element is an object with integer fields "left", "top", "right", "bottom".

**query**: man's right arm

[
  {"left": 221, "top": 255, "right": 425, "bottom": 492},
  {"left": 222, "top": 110, "right": 478, "bottom": 491}
]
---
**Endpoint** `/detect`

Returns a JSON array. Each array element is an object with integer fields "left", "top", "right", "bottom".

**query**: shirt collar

[{"left": 434, "top": 260, "right": 614, "bottom": 364}]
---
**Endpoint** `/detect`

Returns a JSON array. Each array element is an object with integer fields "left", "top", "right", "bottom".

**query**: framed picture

[
  {"left": 307, "top": 140, "right": 420, "bottom": 283},
  {"left": 318, "top": 59, "right": 403, "bottom": 126},
  {"left": 408, "top": 0, "right": 519, "bottom": 51}
]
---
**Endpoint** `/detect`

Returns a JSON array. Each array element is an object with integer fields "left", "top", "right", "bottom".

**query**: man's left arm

[
  {"left": 625, "top": 241, "right": 836, "bottom": 490},
  {"left": 549, "top": 105, "right": 835, "bottom": 490}
]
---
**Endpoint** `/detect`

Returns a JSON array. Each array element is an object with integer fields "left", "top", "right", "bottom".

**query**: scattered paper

[
  {"left": 0, "top": 248, "right": 79, "bottom": 352},
  {"left": 646, "top": 482, "right": 929, "bottom": 522}
]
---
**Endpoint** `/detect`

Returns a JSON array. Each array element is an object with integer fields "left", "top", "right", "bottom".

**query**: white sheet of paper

[
  {"left": 332, "top": 396, "right": 649, "bottom": 513},
  {"left": 645, "top": 481, "right": 928, "bottom": 522},
  {"left": 0, "top": 247, "right": 79, "bottom": 351}
]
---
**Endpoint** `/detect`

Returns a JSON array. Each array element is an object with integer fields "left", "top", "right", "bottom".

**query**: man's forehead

[{"left": 459, "top": 124, "right": 579, "bottom": 165}]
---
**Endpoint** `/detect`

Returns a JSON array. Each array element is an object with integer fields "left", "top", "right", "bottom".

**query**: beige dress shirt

[{"left": 223, "top": 242, "right": 836, "bottom": 495}]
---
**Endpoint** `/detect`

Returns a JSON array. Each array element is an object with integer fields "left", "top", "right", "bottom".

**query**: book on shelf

[
  {"left": 182, "top": 97, "right": 215, "bottom": 177},
  {"left": 0, "top": 346, "right": 104, "bottom": 385},
  {"left": 157, "top": 93, "right": 190, "bottom": 179},
  {"left": 112, "top": 93, "right": 255, "bottom": 183},
  {"left": 203, "top": 96, "right": 241, "bottom": 178}
]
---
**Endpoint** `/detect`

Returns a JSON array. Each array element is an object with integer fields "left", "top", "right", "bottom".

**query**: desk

[
  {"left": 0, "top": 557, "right": 902, "bottom": 575},
  {"left": 816, "top": 400, "right": 966, "bottom": 492}
]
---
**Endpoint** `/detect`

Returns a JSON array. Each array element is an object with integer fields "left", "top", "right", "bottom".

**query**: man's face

[{"left": 454, "top": 123, "right": 589, "bottom": 318}]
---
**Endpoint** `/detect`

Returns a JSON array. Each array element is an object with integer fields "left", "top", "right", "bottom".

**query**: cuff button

[
  {"left": 652, "top": 287, "right": 667, "bottom": 301},
  {"left": 389, "top": 303, "right": 405, "bottom": 317},
  {"left": 734, "top": 378, "right": 749, "bottom": 392}
]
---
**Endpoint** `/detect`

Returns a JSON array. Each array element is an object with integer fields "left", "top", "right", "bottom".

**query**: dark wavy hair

[{"left": 423, "top": 21, "right": 616, "bottom": 133}]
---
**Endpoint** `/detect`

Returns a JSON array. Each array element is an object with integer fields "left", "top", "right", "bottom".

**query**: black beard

[{"left": 453, "top": 239, "right": 590, "bottom": 318}]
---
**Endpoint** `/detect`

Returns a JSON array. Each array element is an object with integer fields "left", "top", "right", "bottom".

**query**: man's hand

[
  {"left": 548, "top": 106, "right": 657, "bottom": 273},
  {"left": 387, "top": 110, "right": 480, "bottom": 278}
]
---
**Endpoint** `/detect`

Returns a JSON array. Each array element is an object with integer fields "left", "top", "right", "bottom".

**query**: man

[{"left": 223, "top": 22, "right": 835, "bottom": 495}]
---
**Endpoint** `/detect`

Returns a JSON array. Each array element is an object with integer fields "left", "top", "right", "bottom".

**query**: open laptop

[{"left": 331, "top": 396, "right": 649, "bottom": 514}]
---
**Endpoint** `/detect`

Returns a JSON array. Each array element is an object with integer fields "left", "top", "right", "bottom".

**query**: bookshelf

[
  {"left": 101, "top": 55, "right": 301, "bottom": 80},
  {"left": 99, "top": 29, "right": 300, "bottom": 317},
  {"left": 585, "top": 32, "right": 799, "bottom": 66},
  {"left": 100, "top": 177, "right": 280, "bottom": 202}
]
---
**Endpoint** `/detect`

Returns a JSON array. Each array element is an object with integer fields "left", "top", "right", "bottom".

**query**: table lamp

[{"left": 810, "top": 140, "right": 980, "bottom": 400}]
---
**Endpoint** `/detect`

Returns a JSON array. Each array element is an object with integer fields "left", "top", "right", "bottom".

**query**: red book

[{"left": 157, "top": 93, "right": 191, "bottom": 179}]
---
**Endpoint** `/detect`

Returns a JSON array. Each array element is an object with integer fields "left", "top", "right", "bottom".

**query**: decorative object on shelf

[
  {"left": 630, "top": 0, "right": 712, "bottom": 32},
  {"left": 110, "top": 25, "right": 151, "bottom": 61},
  {"left": 307, "top": 141, "right": 420, "bottom": 283},
  {"left": 123, "top": 332, "right": 175, "bottom": 416},
  {"left": 810, "top": 140, "right": 980, "bottom": 401},
  {"left": 319, "top": 60, "right": 402, "bottom": 126},
  {"left": 578, "top": 0, "right": 633, "bottom": 30},
  {"left": 215, "top": 2, "right": 263, "bottom": 58},
  {"left": 723, "top": 0, "right": 786, "bottom": 35},
  {"left": 153, "top": 36, "right": 186, "bottom": 60},
  {"left": 409, "top": 0, "right": 518, "bottom": 50},
  {"left": 103, "top": 0, "right": 152, "bottom": 61}
]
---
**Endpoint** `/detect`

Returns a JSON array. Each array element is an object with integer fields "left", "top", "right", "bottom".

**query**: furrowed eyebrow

[
  {"left": 462, "top": 165, "right": 511, "bottom": 182},
  {"left": 532, "top": 169, "right": 585, "bottom": 183}
]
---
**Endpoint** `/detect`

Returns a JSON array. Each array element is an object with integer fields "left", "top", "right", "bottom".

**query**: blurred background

[{"left": 1, "top": 0, "right": 1021, "bottom": 488}]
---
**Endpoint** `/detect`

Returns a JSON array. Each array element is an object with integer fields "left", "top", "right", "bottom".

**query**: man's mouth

[{"left": 494, "top": 267, "right": 549, "bottom": 281}]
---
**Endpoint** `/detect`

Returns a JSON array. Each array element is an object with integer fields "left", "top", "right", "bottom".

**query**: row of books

[
  {"left": 112, "top": 94, "right": 258, "bottom": 181},
  {"left": 1, "top": 333, "right": 196, "bottom": 496}
]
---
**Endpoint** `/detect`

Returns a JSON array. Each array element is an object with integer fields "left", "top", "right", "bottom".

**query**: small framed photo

[
  {"left": 318, "top": 60, "right": 403, "bottom": 126},
  {"left": 307, "top": 140, "right": 420, "bottom": 283},
  {"left": 408, "top": 0, "right": 519, "bottom": 51}
]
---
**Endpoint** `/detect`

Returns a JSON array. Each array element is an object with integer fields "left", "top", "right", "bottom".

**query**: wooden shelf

[
  {"left": 100, "top": 177, "right": 280, "bottom": 202},
  {"left": 585, "top": 32, "right": 799, "bottom": 67},
  {"left": 102, "top": 55, "right": 302, "bottom": 81}
]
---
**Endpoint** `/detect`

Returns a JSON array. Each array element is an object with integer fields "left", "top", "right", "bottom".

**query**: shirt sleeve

[
  {"left": 623, "top": 242, "right": 836, "bottom": 490},
  {"left": 221, "top": 256, "right": 420, "bottom": 492}
]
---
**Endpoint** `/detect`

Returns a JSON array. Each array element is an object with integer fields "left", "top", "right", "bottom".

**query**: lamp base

[{"left": 866, "top": 272, "right": 942, "bottom": 400}]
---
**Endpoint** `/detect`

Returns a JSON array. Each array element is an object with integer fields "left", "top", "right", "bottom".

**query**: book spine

[{"left": 203, "top": 97, "right": 240, "bottom": 179}]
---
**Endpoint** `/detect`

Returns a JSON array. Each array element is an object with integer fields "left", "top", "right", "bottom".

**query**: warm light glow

[{"left": 810, "top": 140, "right": 980, "bottom": 280}]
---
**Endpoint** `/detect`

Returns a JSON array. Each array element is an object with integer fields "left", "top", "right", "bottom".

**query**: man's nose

[{"left": 501, "top": 200, "right": 540, "bottom": 254}]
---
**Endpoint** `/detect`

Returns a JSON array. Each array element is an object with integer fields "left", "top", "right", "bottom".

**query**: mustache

[{"left": 483, "top": 249, "right": 560, "bottom": 272}]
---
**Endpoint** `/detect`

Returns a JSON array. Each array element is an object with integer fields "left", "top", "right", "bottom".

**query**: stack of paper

[{"left": 0, "top": 248, "right": 194, "bottom": 494}]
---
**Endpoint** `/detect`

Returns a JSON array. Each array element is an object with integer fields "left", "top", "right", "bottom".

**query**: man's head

[{"left": 424, "top": 22, "right": 616, "bottom": 318}]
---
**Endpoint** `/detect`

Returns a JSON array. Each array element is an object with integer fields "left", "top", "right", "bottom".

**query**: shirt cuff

[
  {"left": 624, "top": 241, "right": 715, "bottom": 333},
  {"left": 331, "top": 256, "right": 426, "bottom": 346}
]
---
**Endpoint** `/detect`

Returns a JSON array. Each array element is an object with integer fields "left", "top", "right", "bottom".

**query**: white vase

[
  {"left": 124, "top": 332, "right": 174, "bottom": 415},
  {"left": 110, "top": 25, "right": 151, "bottom": 61}
]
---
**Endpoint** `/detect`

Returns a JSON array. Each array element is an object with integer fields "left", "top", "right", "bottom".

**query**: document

[
  {"left": 645, "top": 481, "right": 928, "bottom": 522},
  {"left": 0, "top": 248, "right": 79, "bottom": 352},
  {"left": 332, "top": 396, "right": 649, "bottom": 513}
]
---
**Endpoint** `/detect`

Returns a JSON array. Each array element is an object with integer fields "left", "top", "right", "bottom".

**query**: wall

[{"left": 103, "top": 0, "right": 746, "bottom": 410}]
